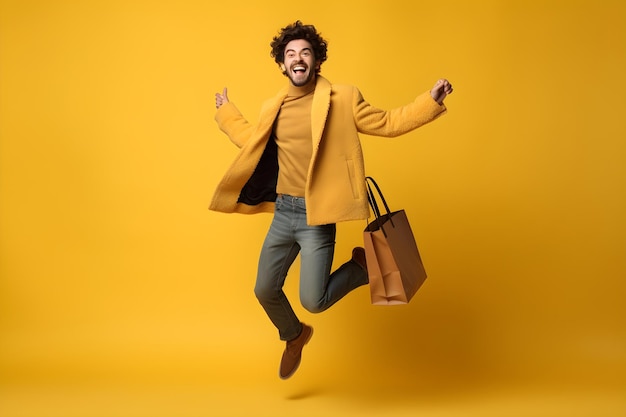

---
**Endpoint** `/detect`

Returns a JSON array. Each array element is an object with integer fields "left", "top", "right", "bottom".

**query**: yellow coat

[{"left": 209, "top": 76, "right": 446, "bottom": 226}]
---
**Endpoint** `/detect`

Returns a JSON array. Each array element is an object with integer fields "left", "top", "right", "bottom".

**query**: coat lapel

[
  {"left": 258, "top": 86, "right": 288, "bottom": 138},
  {"left": 311, "top": 76, "right": 331, "bottom": 152}
]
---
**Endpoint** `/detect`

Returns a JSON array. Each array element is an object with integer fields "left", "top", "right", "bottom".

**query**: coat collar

[{"left": 311, "top": 76, "right": 331, "bottom": 150}]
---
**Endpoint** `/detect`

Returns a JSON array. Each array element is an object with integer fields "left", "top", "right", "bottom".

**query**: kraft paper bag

[{"left": 363, "top": 177, "right": 427, "bottom": 305}]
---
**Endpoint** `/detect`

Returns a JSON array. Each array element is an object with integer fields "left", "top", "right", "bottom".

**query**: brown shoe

[
  {"left": 279, "top": 323, "right": 313, "bottom": 379},
  {"left": 352, "top": 247, "right": 368, "bottom": 273}
]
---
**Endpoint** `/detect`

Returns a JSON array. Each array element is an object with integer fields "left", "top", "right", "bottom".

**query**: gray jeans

[{"left": 254, "top": 194, "right": 368, "bottom": 341}]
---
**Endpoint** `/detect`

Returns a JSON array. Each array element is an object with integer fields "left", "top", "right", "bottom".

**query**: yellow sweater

[
  {"left": 275, "top": 83, "right": 315, "bottom": 197},
  {"left": 210, "top": 76, "right": 446, "bottom": 226}
]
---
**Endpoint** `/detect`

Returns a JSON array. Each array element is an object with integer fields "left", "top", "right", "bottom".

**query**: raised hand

[
  {"left": 430, "top": 79, "right": 453, "bottom": 105},
  {"left": 215, "top": 87, "right": 229, "bottom": 109}
]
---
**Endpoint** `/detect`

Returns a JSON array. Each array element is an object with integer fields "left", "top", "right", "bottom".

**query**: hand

[
  {"left": 430, "top": 79, "right": 453, "bottom": 105},
  {"left": 215, "top": 87, "right": 229, "bottom": 109}
]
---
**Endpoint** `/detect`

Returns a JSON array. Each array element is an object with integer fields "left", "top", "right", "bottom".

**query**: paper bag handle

[{"left": 365, "top": 176, "right": 395, "bottom": 232}]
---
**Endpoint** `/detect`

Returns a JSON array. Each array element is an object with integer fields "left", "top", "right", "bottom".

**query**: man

[{"left": 211, "top": 21, "right": 452, "bottom": 379}]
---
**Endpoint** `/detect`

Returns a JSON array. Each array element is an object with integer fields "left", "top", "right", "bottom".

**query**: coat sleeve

[
  {"left": 214, "top": 102, "right": 255, "bottom": 149},
  {"left": 352, "top": 87, "right": 447, "bottom": 137}
]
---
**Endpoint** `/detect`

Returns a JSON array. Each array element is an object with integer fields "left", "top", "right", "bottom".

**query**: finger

[{"left": 222, "top": 87, "right": 228, "bottom": 100}]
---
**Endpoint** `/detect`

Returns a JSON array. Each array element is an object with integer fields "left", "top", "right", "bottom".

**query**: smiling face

[{"left": 282, "top": 39, "right": 319, "bottom": 87}]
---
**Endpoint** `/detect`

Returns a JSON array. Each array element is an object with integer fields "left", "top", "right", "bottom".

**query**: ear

[{"left": 280, "top": 63, "right": 286, "bottom": 72}]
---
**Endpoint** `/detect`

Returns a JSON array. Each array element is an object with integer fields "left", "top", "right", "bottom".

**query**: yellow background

[{"left": 1, "top": 0, "right": 625, "bottom": 416}]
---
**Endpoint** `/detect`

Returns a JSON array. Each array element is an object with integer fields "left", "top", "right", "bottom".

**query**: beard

[{"left": 286, "top": 66, "right": 316, "bottom": 87}]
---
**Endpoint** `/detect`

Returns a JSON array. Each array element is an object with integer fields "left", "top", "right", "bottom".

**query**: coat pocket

[{"left": 346, "top": 159, "right": 359, "bottom": 199}]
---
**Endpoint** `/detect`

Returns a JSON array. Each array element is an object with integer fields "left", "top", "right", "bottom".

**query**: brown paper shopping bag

[{"left": 363, "top": 177, "right": 427, "bottom": 305}]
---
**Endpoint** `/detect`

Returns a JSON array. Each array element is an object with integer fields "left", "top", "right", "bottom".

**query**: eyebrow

[{"left": 285, "top": 47, "right": 312, "bottom": 54}]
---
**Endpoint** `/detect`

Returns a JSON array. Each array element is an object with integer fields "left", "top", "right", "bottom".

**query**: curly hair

[{"left": 270, "top": 21, "right": 328, "bottom": 74}]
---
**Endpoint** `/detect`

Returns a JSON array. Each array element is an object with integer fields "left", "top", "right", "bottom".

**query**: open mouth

[{"left": 292, "top": 64, "right": 307, "bottom": 74}]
